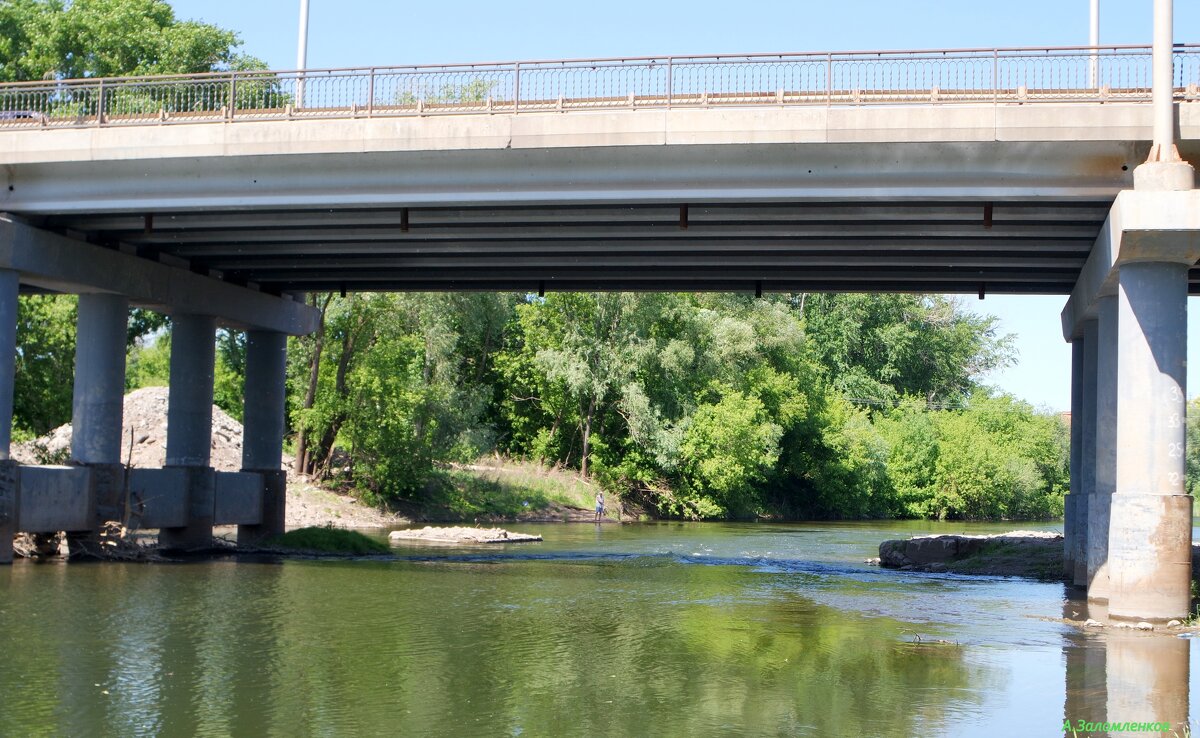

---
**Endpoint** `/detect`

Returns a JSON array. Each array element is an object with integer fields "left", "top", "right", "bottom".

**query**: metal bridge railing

[{"left": 0, "top": 45, "right": 1197, "bottom": 129}]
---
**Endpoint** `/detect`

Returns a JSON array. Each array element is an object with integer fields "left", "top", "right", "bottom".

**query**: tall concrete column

[
  {"left": 1087, "top": 296, "right": 1117, "bottom": 602},
  {"left": 160, "top": 314, "right": 216, "bottom": 551},
  {"left": 67, "top": 293, "right": 130, "bottom": 556},
  {"left": 0, "top": 269, "right": 18, "bottom": 564},
  {"left": 1064, "top": 338, "right": 1084, "bottom": 579},
  {"left": 71, "top": 294, "right": 129, "bottom": 465},
  {"left": 1108, "top": 262, "right": 1192, "bottom": 621},
  {"left": 238, "top": 330, "right": 288, "bottom": 545},
  {"left": 1074, "top": 319, "right": 1098, "bottom": 587},
  {"left": 166, "top": 315, "right": 216, "bottom": 467}
]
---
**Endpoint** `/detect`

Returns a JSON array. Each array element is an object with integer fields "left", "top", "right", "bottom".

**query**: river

[{"left": 0, "top": 520, "right": 1193, "bottom": 736}]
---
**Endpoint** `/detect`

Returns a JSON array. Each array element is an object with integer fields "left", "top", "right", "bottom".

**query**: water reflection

[
  {"left": 3, "top": 522, "right": 1197, "bottom": 736},
  {"left": 1062, "top": 597, "right": 1189, "bottom": 737}
]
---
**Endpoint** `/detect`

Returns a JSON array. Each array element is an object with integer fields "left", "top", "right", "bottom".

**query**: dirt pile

[{"left": 12, "top": 386, "right": 289, "bottom": 474}]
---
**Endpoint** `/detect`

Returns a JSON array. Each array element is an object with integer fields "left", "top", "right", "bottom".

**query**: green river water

[{"left": 0, "top": 520, "right": 1194, "bottom": 737}]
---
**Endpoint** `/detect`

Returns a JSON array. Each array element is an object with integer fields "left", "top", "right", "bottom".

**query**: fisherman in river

[{"left": 595, "top": 491, "right": 605, "bottom": 522}]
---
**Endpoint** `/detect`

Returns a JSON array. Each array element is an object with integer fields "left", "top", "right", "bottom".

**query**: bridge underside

[{"left": 39, "top": 200, "right": 1119, "bottom": 295}]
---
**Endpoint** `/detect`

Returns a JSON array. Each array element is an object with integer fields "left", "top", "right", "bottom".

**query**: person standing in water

[{"left": 595, "top": 491, "right": 605, "bottom": 522}]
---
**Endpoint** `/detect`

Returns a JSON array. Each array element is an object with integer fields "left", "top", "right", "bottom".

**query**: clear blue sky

[{"left": 166, "top": 0, "right": 1200, "bottom": 412}]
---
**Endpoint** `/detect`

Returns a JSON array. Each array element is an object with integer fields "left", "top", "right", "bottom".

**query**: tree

[
  {"left": 801, "top": 294, "right": 1013, "bottom": 405},
  {"left": 0, "top": 0, "right": 254, "bottom": 82}
]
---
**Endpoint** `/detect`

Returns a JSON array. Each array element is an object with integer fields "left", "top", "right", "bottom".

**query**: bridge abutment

[{"left": 158, "top": 314, "right": 217, "bottom": 551}]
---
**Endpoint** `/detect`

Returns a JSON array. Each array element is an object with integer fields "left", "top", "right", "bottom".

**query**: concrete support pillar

[
  {"left": 1064, "top": 338, "right": 1084, "bottom": 579},
  {"left": 165, "top": 315, "right": 216, "bottom": 468},
  {"left": 1074, "top": 319, "right": 1098, "bottom": 587},
  {"left": 1087, "top": 296, "right": 1117, "bottom": 601},
  {"left": 0, "top": 269, "right": 19, "bottom": 461},
  {"left": 238, "top": 330, "right": 288, "bottom": 545},
  {"left": 1108, "top": 261, "right": 1192, "bottom": 622},
  {"left": 66, "top": 293, "right": 131, "bottom": 557},
  {"left": 160, "top": 314, "right": 216, "bottom": 551},
  {"left": 0, "top": 270, "right": 16, "bottom": 564},
  {"left": 71, "top": 294, "right": 129, "bottom": 465}
]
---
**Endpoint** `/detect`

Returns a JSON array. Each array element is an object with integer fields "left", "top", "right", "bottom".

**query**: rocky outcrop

[
  {"left": 389, "top": 526, "right": 542, "bottom": 544},
  {"left": 878, "top": 531, "right": 1064, "bottom": 579}
]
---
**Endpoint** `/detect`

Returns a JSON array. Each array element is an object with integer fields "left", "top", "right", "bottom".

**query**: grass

[
  {"left": 265, "top": 525, "right": 391, "bottom": 555},
  {"left": 412, "top": 458, "right": 599, "bottom": 520},
  {"left": 941, "top": 539, "right": 1064, "bottom": 581}
]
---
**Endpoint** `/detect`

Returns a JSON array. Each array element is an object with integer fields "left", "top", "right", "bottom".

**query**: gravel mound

[{"left": 12, "top": 386, "right": 291, "bottom": 474}]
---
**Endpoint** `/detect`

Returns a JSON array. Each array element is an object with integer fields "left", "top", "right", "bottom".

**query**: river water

[{"left": 0, "top": 520, "right": 1194, "bottom": 736}]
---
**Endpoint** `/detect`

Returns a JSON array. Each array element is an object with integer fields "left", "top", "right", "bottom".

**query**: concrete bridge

[{"left": 0, "top": 28, "right": 1198, "bottom": 620}]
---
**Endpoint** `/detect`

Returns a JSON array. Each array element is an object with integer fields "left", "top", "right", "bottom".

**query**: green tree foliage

[
  {"left": 0, "top": 0, "right": 252, "bottom": 81},
  {"left": 875, "top": 393, "right": 1068, "bottom": 520},
  {"left": 13, "top": 295, "right": 76, "bottom": 437},
  {"left": 802, "top": 294, "right": 1013, "bottom": 405},
  {"left": 1186, "top": 397, "right": 1200, "bottom": 495},
  {"left": 290, "top": 293, "right": 511, "bottom": 503}
]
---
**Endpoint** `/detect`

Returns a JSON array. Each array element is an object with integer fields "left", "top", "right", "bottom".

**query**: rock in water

[{"left": 389, "top": 526, "right": 542, "bottom": 544}]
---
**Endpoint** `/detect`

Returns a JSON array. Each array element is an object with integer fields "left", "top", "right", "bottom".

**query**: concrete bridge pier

[
  {"left": 158, "top": 314, "right": 217, "bottom": 551},
  {"left": 67, "top": 293, "right": 129, "bottom": 556},
  {"left": 237, "top": 330, "right": 289, "bottom": 546},
  {"left": 1108, "top": 259, "right": 1193, "bottom": 621},
  {"left": 0, "top": 269, "right": 19, "bottom": 564},
  {"left": 1086, "top": 296, "right": 1118, "bottom": 602},
  {"left": 1064, "top": 339, "right": 1085, "bottom": 580},
  {"left": 1074, "top": 320, "right": 1099, "bottom": 588}
]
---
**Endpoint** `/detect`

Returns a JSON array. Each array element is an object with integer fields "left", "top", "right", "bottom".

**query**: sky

[{"left": 163, "top": 0, "right": 1200, "bottom": 412}]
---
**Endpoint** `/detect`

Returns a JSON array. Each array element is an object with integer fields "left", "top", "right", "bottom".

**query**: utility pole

[
  {"left": 1089, "top": 0, "right": 1099, "bottom": 87},
  {"left": 296, "top": 0, "right": 311, "bottom": 108}
]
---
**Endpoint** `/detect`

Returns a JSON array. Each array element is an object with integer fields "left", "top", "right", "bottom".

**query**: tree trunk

[
  {"left": 295, "top": 293, "right": 332, "bottom": 474},
  {"left": 580, "top": 395, "right": 597, "bottom": 477},
  {"left": 312, "top": 311, "right": 365, "bottom": 478}
]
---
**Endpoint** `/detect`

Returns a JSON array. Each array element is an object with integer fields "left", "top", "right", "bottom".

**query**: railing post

[
  {"left": 666, "top": 57, "right": 673, "bottom": 108},
  {"left": 228, "top": 72, "right": 237, "bottom": 120},
  {"left": 826, "top": 53, "right": 833, "bottom": 105},
  {"left": 992, "top": 49, "right": 999, "bottom": 104},
  {"left": 513, "top": 62, "right": 521, "bottom": 112},
  {"left": 367, "top": 67, "right": 376, "bottom": 117},
  {"left": 95, "top": 80, "right": 105, "bottom": 126}
]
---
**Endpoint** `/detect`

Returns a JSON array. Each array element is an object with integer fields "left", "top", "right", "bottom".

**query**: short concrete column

[
  {"left": 1074, "top": 319, "right": 1098, "bottom": 587},
  {"left": 1108, "top": 261, "right": 1192, "bottom": 622},
  {"left": 160, "top": 314, "right": 216, "bottom": 551},
  {"left": 238, "top": 330, "right": 288, "bottom": 545},
  {"left": 1087, "top": 295, "right": 1117, "bottom": 602},
  {"left": 0, "top": 269, "right": 19, "bottom": 461},
  {"left": 1064, "top": 338, "right": 1084, "bottom": 579},
  {"left": 71, "top": 294, "right": 129, "bottom": 465}
]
